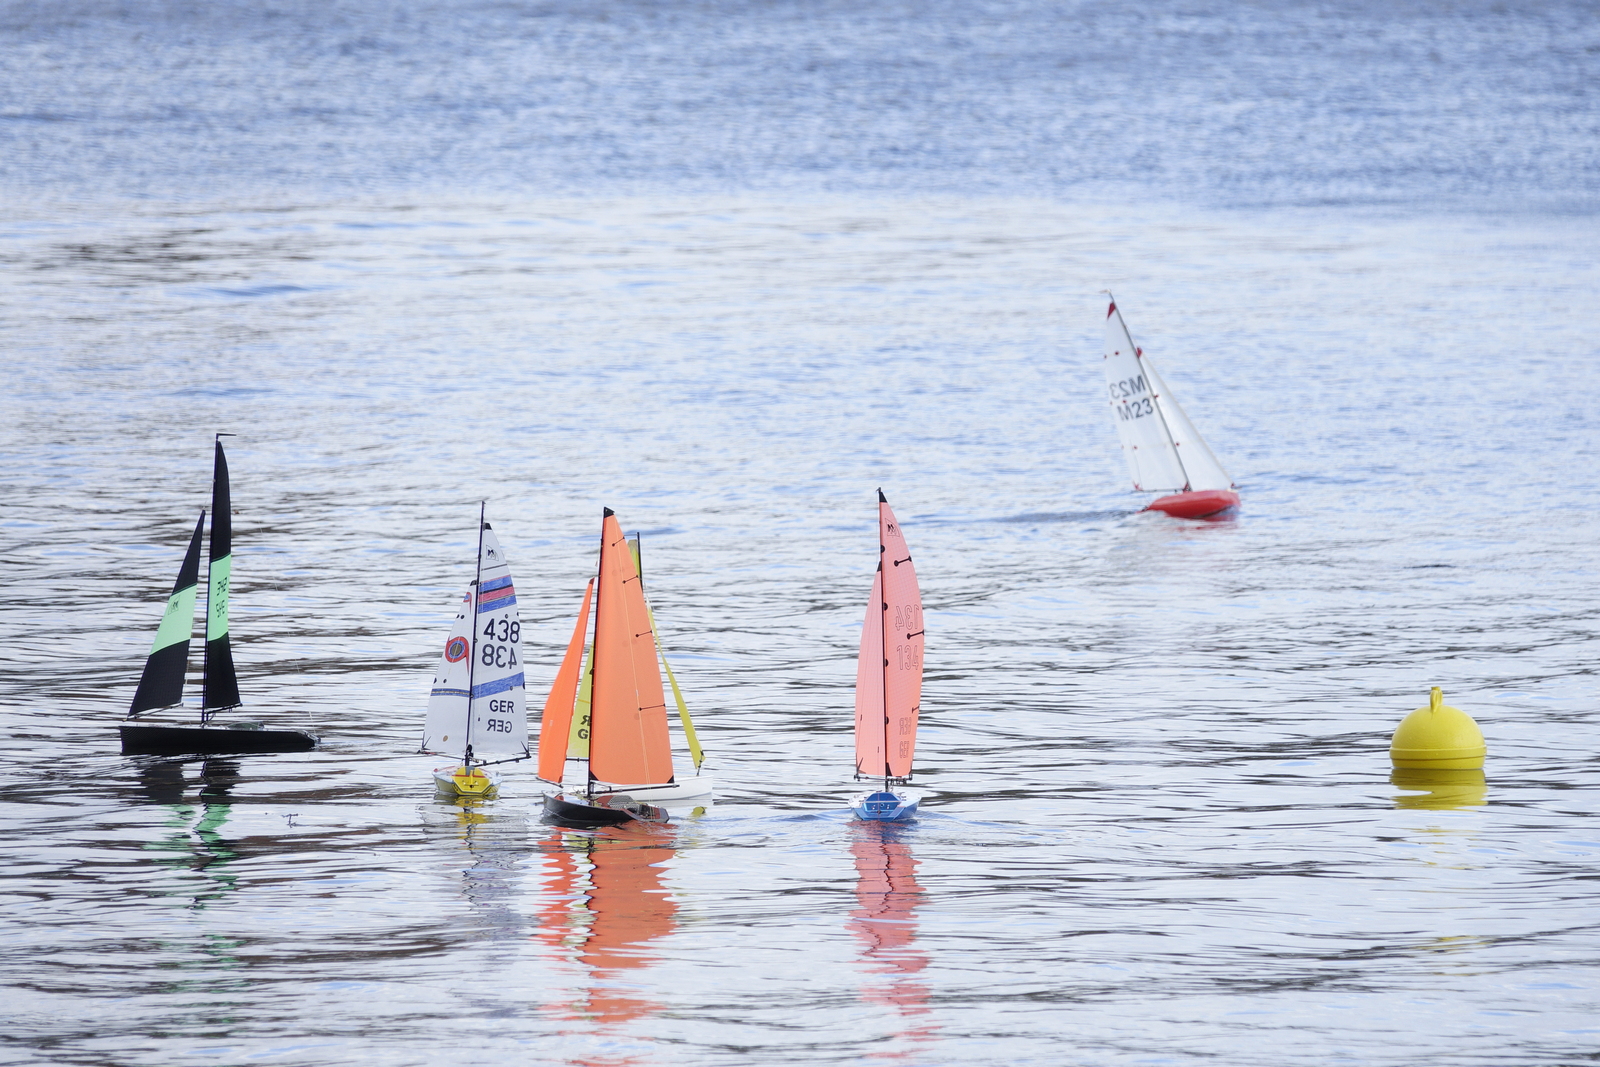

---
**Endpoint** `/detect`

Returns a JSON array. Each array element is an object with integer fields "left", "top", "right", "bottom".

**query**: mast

[
  {"left": 588, "top": 508, "right": 613, "bottom": 799},
  {"left": 462, "top": 501, "right": 485, "bottom": 768},
  {"left": 878, "top": 489, "right": 891, "bottom": 788}
]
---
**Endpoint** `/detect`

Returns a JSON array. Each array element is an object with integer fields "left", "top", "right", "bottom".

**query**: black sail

[
  {"left": 128, "top": 510, "right": 205, "bottom": 716},
  {"left": 202, "top": 440, "right": 241, "bottom": 711}
]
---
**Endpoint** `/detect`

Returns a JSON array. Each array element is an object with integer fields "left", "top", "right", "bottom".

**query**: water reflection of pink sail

[
  {"left": 536, "top": 829, "right": 677, "bottom": 1060},
  {"left": 850, "top": 825, "right": 936, "bottom": 1054}
]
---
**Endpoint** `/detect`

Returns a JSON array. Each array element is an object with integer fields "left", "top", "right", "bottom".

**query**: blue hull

[{"left": 850, "top": 790, "right": 918, "bottom": 821}]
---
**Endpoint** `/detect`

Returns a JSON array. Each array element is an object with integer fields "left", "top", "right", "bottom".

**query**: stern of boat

[{"left": 433, "top": 765, "right": 500, "bottom": 797}]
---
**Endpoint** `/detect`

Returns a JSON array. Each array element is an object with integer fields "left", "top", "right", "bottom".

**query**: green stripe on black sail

[
  {"left": 128, "top": 510, "right": 205, "bottom": 716},
  {"left": 202, "top": 439, "right": 241, "bottom": 711}
]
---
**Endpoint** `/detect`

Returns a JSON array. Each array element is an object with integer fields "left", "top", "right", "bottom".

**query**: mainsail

[
  {"left": 1103, "top": 299, "right": 1232, "bottom": 493},
  {"left": 589, "top": 510, "right": 675, "bottom": 786},
  {"left": 423, "top": 513, "right": 528, "bottom": 763},
  {"left": 202, "top": 440, "right": 241, "bottom": 712},
  {"left": 128, "top": 511, "right": 205, "bottom": 716},
  {"left": 855, "top": 492, "right": 924, "bottom": 780}
]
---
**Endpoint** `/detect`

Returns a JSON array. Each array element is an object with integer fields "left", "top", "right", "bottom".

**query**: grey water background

[{"left": 3, "top": 1, "right": 1600, "bottom": 1064}]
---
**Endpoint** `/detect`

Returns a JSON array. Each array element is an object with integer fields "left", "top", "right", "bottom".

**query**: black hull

[
  {"left": 119, "top": 724, "right": 319, "bottom": 756},
  {"left": 542, "top": 792, "right": 666, "bottom": 828}
]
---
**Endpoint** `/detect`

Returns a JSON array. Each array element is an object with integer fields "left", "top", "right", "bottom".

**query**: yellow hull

[{"left": 432, "top": 765, "right": 500, "bottom": 797}]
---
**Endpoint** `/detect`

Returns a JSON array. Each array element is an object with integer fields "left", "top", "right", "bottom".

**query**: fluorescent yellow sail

[
  {"left": 648, "top": 602, "right": 703, "bottom": 772},
  {"left": 567, "top": 645, "right": 593, "bottom": 760}
]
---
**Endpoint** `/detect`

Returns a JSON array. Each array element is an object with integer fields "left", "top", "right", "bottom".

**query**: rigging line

[
  {"left": 462, "top": 501, "right": 486, "bottom": 768},
  {"left": 588, "top": 509, "right": 610, "bottom": 801}
]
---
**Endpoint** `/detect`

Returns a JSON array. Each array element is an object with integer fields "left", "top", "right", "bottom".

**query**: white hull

[{"left": 566, "top": 775, "right": 714, "bottom": 804}]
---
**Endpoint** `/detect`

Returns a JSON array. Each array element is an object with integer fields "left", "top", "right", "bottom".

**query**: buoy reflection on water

[{"left": 1390, "top": 768, "right": 1489, "bottom": 811}]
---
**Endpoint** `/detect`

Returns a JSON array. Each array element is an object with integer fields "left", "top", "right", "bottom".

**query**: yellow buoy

[{"left": 1390, "top": 687, "right": 1486, "bottom": 770}]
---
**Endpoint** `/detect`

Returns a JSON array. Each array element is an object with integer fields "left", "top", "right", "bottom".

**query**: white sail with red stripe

[{"left": 422, "top": 511, "right": 528, "bottom": 768}]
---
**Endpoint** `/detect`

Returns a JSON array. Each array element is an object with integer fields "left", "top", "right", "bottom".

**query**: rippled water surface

[{"left": 3, "top": 2, "right": 1600, "bottom": 1065}]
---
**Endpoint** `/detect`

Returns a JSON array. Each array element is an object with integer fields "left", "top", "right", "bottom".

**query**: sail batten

[{"left": 128, "top": 510, "right": 206, "bottom": 717}]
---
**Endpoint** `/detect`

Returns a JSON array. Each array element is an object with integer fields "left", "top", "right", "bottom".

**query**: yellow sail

[{"left": 567, "top": 644, "right": 593, "bottom": 760}]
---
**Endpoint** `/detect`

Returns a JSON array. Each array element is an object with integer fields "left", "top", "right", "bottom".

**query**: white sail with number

[
  {"left": 423, "top": 520, "right": 528, "bottom": 763},
  {"left": 1103, "top": 300, "right": 1232, "bottom": 493}
]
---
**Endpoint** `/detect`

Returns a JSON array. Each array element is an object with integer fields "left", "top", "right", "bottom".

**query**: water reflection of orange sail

[
  {"left": 537, "top": 829, "right": 678, "bottom": 1045},
  {"left": 584, "top": 840, "right": 676, "bottom": 1023},
  {"left": 851, "top": 824, "right": 935, "bottom": 1054}
]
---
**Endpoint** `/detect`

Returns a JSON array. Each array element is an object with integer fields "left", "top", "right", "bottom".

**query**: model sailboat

[
  {"left": 1103, "top": 296, "right": 1240, "bottom": 519},
  {"left": 850, "top": 491, "right": 924, "bottom": 822},
  {"left": 537, "top": 508, "right": 711, "bottom": 827},
  {"left": 422, "top": 505, "right": 530, "bottom": 796},
  {"left": 120, "top": 437, "right": 318, "bottom": 756}
]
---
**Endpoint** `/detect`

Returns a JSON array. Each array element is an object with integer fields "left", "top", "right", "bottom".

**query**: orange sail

[
  {"left": 537, "top": 578, "right": 594, "bottom": 784},
  {"left": 855, "top": 492, "right": 924, "bottom": 779},
  {"left": 590, "top": 510, "right": 674, "bottom": 786}
]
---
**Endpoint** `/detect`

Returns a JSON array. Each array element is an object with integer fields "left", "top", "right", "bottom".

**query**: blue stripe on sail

[
  {"left": 476, "top": 594, "right": 516, "bottom": 614},
  {"left": 480, "top": 576, "right": 513, "bottom": 593},
  {"left": 431, "top": 687, "right": 469, "bottom": 699},
  {"left": 471, "top": 673, "right": 524, "bottom": 699}
]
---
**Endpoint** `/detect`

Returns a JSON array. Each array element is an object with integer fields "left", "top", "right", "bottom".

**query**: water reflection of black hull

[
  {"left": 543, "top": 792, "right": 666, "bottom": 828},
  {"left": 120, "top": 724, "right": 318, "bottom": 756}
]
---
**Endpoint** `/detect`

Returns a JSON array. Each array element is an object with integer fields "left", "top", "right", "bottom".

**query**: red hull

[{"left": 1144, "top": 489, "right": 1240, "bottom": 519}]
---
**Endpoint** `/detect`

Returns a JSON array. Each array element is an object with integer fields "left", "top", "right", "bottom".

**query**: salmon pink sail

[{"left": 852, "top": 491, "right": 924, "bottom": 821}]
